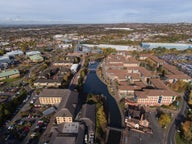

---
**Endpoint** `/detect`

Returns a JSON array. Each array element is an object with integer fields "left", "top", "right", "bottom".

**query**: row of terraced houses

[{"left": 101, "top": 51, "right": 192, "bottom": 106}]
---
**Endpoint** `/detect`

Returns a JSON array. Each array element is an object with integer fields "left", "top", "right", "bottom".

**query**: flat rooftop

[{"left": 61, "top": 122, "right": 79, "bottom": 133}]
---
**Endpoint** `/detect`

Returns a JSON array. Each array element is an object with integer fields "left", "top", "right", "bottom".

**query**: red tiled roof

[{"left": 139, "top": 67, "right": 153, "bottom": 77}]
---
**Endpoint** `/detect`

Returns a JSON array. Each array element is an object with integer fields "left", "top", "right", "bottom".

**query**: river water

[{"left": 83, "top": 62, "right": 122, "bottom": 143}]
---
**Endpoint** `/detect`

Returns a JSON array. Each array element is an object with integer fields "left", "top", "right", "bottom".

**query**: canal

[{"left": 83, "top": 62, "right": 122, "bottom": 143}]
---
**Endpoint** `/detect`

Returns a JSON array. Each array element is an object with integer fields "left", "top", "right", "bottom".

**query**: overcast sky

[{"left": 0, "top": 0, "right": 192, "bottom": 24}]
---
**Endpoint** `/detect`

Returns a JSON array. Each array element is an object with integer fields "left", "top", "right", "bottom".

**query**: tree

[
  {"left": 181, "top": 121, "right": 192, "bottom": 142},
  {"left": 158, "top": 113, "right": 171, "bottom": 128},
  {"left": 102, "top": 48, "right": 116, "bottom": 56},
  {"left": 0, "top": 49, "right": 5, "bottom": 55}
]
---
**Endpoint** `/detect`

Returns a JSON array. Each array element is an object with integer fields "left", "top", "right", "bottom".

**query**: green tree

[
  {"left": 0, "top": 49, "right": 5, "bottom": 55},
  {"left": 158, "top": 113, "right": 171, "bottom": 128}
]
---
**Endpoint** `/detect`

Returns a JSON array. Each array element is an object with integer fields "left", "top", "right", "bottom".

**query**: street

[{"left": 166, "top": 96, "right": 187, "bottom": 144}]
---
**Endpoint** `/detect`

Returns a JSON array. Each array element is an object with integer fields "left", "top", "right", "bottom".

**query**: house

[
  {"left": 118, "top": 81, "right": 145, "bottom": 99},
  {"left": 147, "top": 55, "right": 165, "bottom": 67},
  {"left": 116, "top": 51, "right": 132, "bottom": 58},
  {"left": 53, "top": 61, "right": 73, "bottom": 67},
  {"left": 139, "top": 67, "right": 153, "bottom": 83},
  {"left": 0, "top": 69, "right": 20, "bottom": 80},
  {"left": 127, "top": 67, "right": 140, "bottom": 74},
  {"left": 125, "top": 105, "right": 150, "bottom": 130},
  {"left": 123, "top": 57, "right": 139, "bottom": 67},
  {"left": 148, "top": 78, "right": 167, "bottom": 90},
  {"left": 134, "top": 89, "right": 178, "bottom": 106},
  {"left": 162, "top": 63, "right": 192, "bottom": 83},
  {"left": 139, "top": 54, "right": 151, "bottom": 60},
  {"left": 165, "top": 74, "right": 192, "bottom": 83},
  {"left": 33, "top": 78, "right": 63, "bottom": 88}
]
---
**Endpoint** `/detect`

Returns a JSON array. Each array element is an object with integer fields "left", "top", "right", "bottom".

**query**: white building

[
  {"left": 26, "top": 51, "right": 41, "bottom": 56},
  {"left": 141, "top": 42, "right": 192, "bottom": 50},
  {"left": 83, "top": 44, "right": 138, "bottom": 51},
  {"left": 5, "top": 50, "right": 24, "bottom": 57},
  {"left": 70, "top": 64, "right": 79, "bottom": 73}
]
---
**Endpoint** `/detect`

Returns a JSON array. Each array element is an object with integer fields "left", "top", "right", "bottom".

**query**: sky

[{"left": 0, "top": 0, "right": 192, "bottom": 24}]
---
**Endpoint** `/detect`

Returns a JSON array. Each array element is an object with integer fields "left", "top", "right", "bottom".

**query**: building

[
  {"left": 26, "top": 51, "right": 41, "bottom": 56},
  {"left": 83, "top": 44, "right": 137, "bottom": 51},
  {"left": 79, "top": 104, "right": 96, "bottom": 144},
  {"left": 139, "top": 67, "right": 153, "bottom": 83},
  {"left": 75, "top": 44, "right": 91, "bottom": 53},
  {"left": 162, "top": 63, "right": 192, "bottom": 83},
  {"left": 134, "top": 89, "right": 177, "bottom": 106},
  {"left": 49, "top": 122, "right": 85, "bottom": 144},
  {"left": 5, "top": 50, "right": 23, "bottom": 57},
  {"left": 118, "top": 81, "right": 145, "bottom": 99},
  {"left": 53, "top": 61, "right": 73, "bottom": 67},
  {"left": 29, "top": 54, "right": 44, "bottom": 63},
  {"left": 38, "top": 89, "right": 76, "bottom": 106},
  {"left": 70, "top": 64, "right": 79, "bottom": 73},
  {"left": 55, "top": 108, "right": 73, "bottom": 124},
  {"left": 147, "top": 55, "right": 165, "bottom": 67},
  {"left": 139, "top": 54, "right": 151, "bottom": 60},
  {"left": 55, "top": 90, "right": 78, "bottom": 124},
  {"left": 165, "top": 74, "right": 192, "bottom": 83},
  {"left": 0, "top": 69, "right": 20, "bottom": 80},
  {"left": 141, "top": 42, "right": 192, "bottom": 50},
  {"left": 0, "top": 56, "right": 12, "bottom": 69},
  {"left": 33, "top": 78, "right": 63, "bottom": 88}
]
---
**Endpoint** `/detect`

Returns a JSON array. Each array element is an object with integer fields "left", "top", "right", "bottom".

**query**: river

[{"left": 83, "top": 62, "right": 122, "bottom": 144}]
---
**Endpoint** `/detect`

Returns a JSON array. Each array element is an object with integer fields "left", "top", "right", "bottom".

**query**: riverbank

[{"left": 96, "top": 62, "right": 121, "bottom": 101}]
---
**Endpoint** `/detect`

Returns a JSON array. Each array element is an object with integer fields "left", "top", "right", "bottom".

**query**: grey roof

[
  {"left": 81, "top": 104, "right": 96, "bottom": 124},
  {"left": 34, "top": 78, "right": 63, "bottom": 83},
  {"left": 80, "top": 104, "right": 96, "bottom": 132},
  {"left": 56, "top": 90, "right": 78, "bottom": 118},
  {"left": 39, "top": 89, "right": 71, "bottom": 98},
  {"left": 55, "top": 108, "right": 73, "bottom": 117},
  {"left": 0, "top": 56, "right": 11, "bottom": 64},
  {"left": 43, "top": 107, "right": 56, "bottom": 116},
  {"left": 50, "top": 122, "right": 85, "bottom": 144}
]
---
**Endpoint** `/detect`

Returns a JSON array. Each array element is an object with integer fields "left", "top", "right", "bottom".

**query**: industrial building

[
  {"left": 29, "top": 54, "right": 44, "bottom": 62},
  {"left": 0, "top": 69, "right": 20, "bottom": 80},
  {"left": 26, "top": 51, "right": 41, "bottom": 56},
  {"left": 141, "top": 42, "right": 192, "bottom": 50},
  {"left": 5, "top": 50, "right": 24, "bottom": 57}
]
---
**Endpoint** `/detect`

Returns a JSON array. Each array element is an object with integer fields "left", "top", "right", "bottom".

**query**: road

[{"left": 166, "top": 96, "right": 187, "bottom": 144}]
